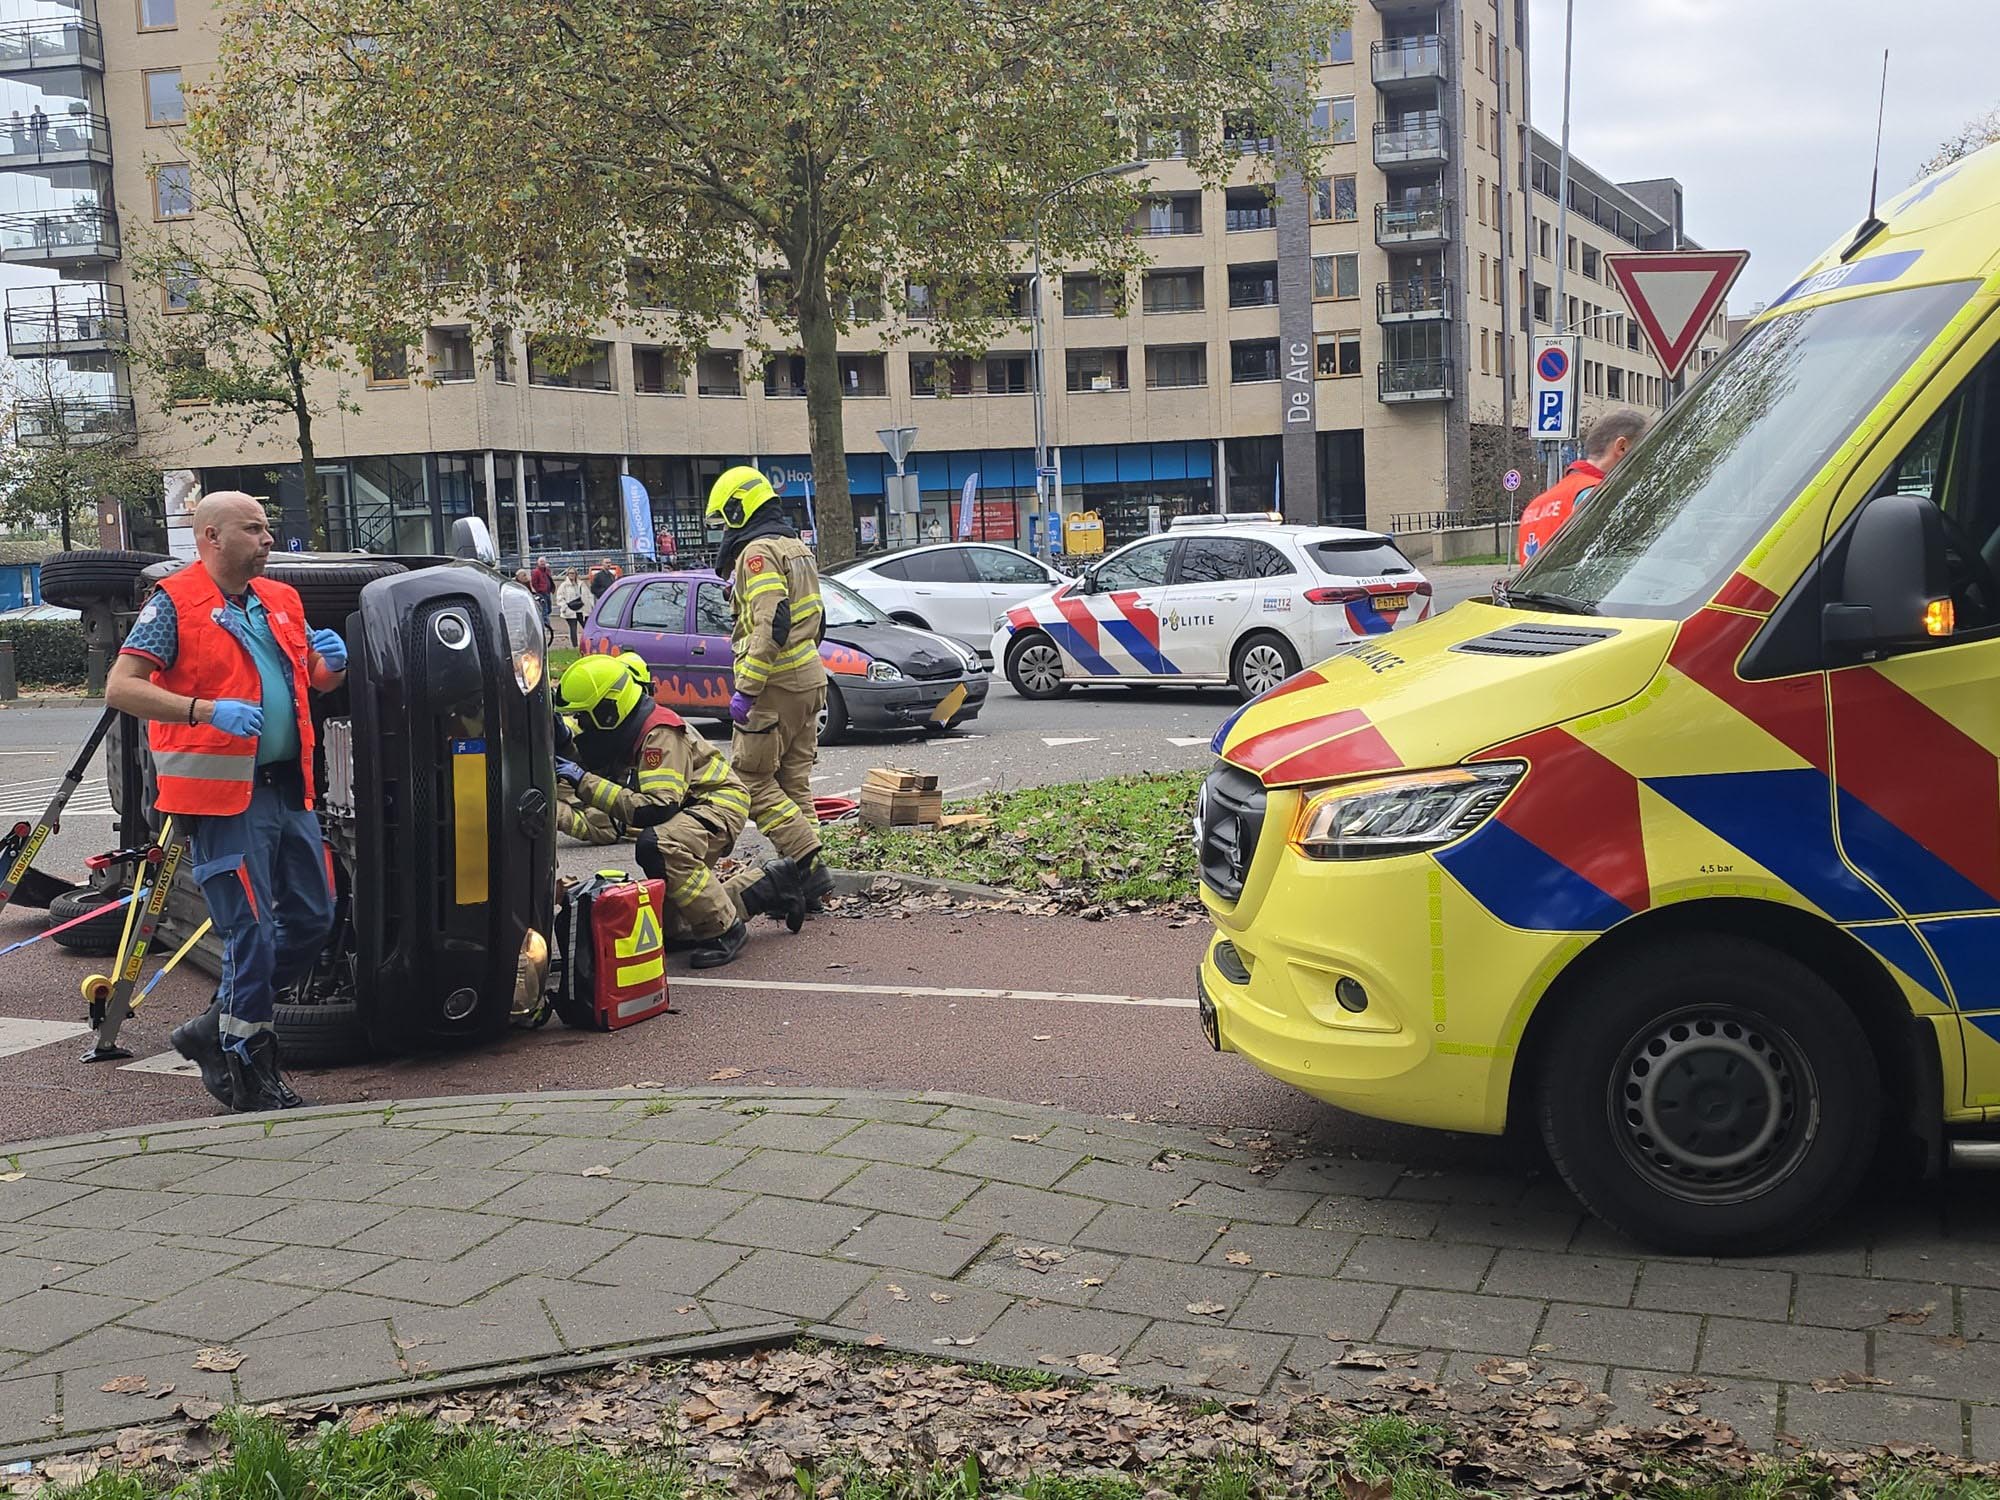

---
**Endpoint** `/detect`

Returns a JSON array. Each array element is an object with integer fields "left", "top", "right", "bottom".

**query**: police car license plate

[{"left": 1373, "top": 593, "right": 1410, "bottom": 612}]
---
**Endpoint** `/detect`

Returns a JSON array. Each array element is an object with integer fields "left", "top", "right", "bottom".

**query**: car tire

[
  {"left": 264, "top": 559, "right": 409, "bottom": 631},
  {"left": 47, "top": 886, "right": 128, "bottom": 955},
  {"left": 1230, "top": 632, "right": 1300, "bottom": 701},
  {"left": 1005, "top": 631, "right": 1069, "bottom": 699},
  {"left": 38, "top": 549, "right": 172, "bottom": 610},
  {"left": 1537, "top": 934, "right": 1880, "bottom": 1255},
  {"left": 274, "top": 995, "right": 371, "bottom": 1069},
  {"left": 821, "top": 684, "right": 850, "bottom": 745}
]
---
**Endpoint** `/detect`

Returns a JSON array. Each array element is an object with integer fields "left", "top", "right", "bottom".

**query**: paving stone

[
  {"left": 1698, "top": 1318, "right": 1867, "bottom": 1383},
  {"left": 949, "top": 1182, "right": 1099, "bottom": 1243},
  {"left": 1871, "top": 1239, "right": 2000, "bottom": 1289},
  {"left": 195, "top": 1129, "right": 348, "bottom": 1160},
  {"left": 719, "top": 1113, "right": 861, "bottom": 1153},
  {"left": 1261, "top": 1157, "right": 1406, "bottom": 1200},
  {"left": 233, "top": 1198, "right": 400, "bottom": 1248},
  {"left": 130, "top": 1193, "right": 287, "bottom": 1239},
  {"left": 928, "top": 1106, "right": 1056, "bottom": 1139},
  {"left": 0, "top": 1178, "right": 93, "bottom": 1225},
  {"left": 233, "top": 1320, "right": 405, "bottom": 1401},
  {"left": 832, "top": 1271, "right": 1012, "bottom": 1346},
  {"left": 1339, "top": 1236, "right": 1493, "bottom": 1292},
  {"left": 71, "top": 1153, "right": 219, "bottom": 1192},
  {"left": 475, "top": 1173, "right": 634, "bottom": 1224},
  {"left": 119, "top": 1274, "right": 318, "bottom": 1342},
  {"left": 1309, "top": 1195, "right": 1444, "bottom": 1238},
  {"left": 234, "top": 1245, "right": 395, "bottom": 1292},
  {"left": 498, "top": 1136, "right": 648, "bottom": 1176},
  {"left": 830, "top": 1163, "right": 975, "bottom": 1219},
  {"left": 55, "top": 1243, "right": 245, "bottom": 1301},
  {"left": 1076, "top": 1204, "right": 1230, "bottom": 1265},
  {"left": 540, "top": 1279, "right": 720, "bottom": 1351},
  {"left": 16, "top": 1228, "right": 156, "bottom": 1266},
  {"left": 455, "top": 1220, "right": 630, "bottom": 1279},
  {"left": 385, "top": 1282, "right": 560, "bottom": 1374},
  {"left": 342, "top": 1208, "right": 511, "bottom": 1262},
  {"left": 822, "top": 1098, "right": 944, "bottom": 1127},
  {"left": 1032, "top": 1127, "right": 1153, "bottom": 1166},
  {"left": 1201, "top": 1223, "right": 1355, "bottom": 1278},
  {"left": 1231, "top": 1274, "right": 1397, "bottom": 1342},
  {"left": 1536, "top": 1303, "right": 1698, "bottom": 1372},
  {"left": 368, "top": 1168, "right": 533, "bottom": 1212},
  {"left": 1633, "top": 1262, "right": 1793, "bottom": 1322},
  {"left": 1794, "top": 1273, "right": 1949, "bottom": 1332},
  {"left": 60, "top": 1354, "right": 236, "bottom": 1435},
  {"left": 0, "top": 1288, "right": 140, "bottom": 1354},
  {"left": 824, "top": 1122, "right": 967, "bottom": 1169},
  {"left": 297, "top": 1126, "right": 443, "bottom": 1165},
  {"left": 1966, "top": 1287, "right": 2000, "bottom": 1341},
  {"left": 960, "top": 1241, "right": 1122, "bottom": 1303},
  {"left": 1183, "top": 1180, "right": 1318, "bottom": 1225},
  {"left": 703, "top": 1249, "right": 876, "bottom": 1322},
  {"left": 1782, "top": 1387, "right": 1967, "bottom": 1456},
  {"left": 1387, "top": 1170, "right": 1528, "bottom": 1207},
  {"left": 712, "top": 1197, "right": 870, "bottom": 1254},
  {"left": 342, "top": 1256, "right": 521, "bottom": 1308},
  {"left": 0, "top": 1374, "right": 58, "bottom": 1445},
  {"left": 607, "top": 1142, "right": 751, "bottom": 1186},
  {"left": 0, "top": 1255, "right": 65, "bottom": 1301},
  {"left": 29, "top": 1188, "right": 178, "bottom": 1228},
  {"left": 8, "top": 1326, "right": 200, "bottom": 1379},
  {"left": 248, "top": 1291, "right": 439, "bottom": 1341},
  {"left": 717, "top": 1150, "right": 864, "bottom": 1202},
  {"left": 397, "top": 1133, "right": 537, "bottom": 1171},
  {"left": 1874, "top": 1328, "right": 2000, "bottom": 1397},
  {"left": 1092, "top": 1259, "right": 1258, "bottom": 1322},
  {"left": 591, "top": 1183, "right": 751, "bottom": 1237},
  {"left": 937, "top": 1136, "right": 1084, "bottom": 1190},
  {"left": 836, "top": 1215, "right": 990, "bottom": 1279},
  {"left": 262, "top": 1162, "right": 421, "bottom": 1202},
  {"left": 1973, "top": 1401, "right": 2000, "bottom": 1462},
  {"left": 974, "top": 1301, "right": 1148, "bottom": 1370},
  {"left": 613, "top": 1107, "right": 746, "bottom": 1144},
  {"left": 159, "top": 1158, "right": 321, "bottom": 1198},
  {"left": 575, "top": 1233, "right": 748, "bottom": 1295},
  {"left": 1481, "top": 1250, "right": 1638, "bottom": 1307},
  {"left": 1566, "top": 1219, "right": 1712, "bottom": 1268},
  {"left": 1378, "top": 1290, "right": 1544, "bottom": 1356},
  {"left": 1121, "top": 1320, "right": 1296, "bottom": 1395},
  {"left": 1604, "top": 1369, "right": 1779, "bottom": 1448},
  {"left": 1434, "top": 1205, "right": 1583, "bottom": 1252},
  {"left": 1297, "top": 1347, "right": 1448, "bottom": 1404},
  {"left": 1052, "top": 1160, "right": 1192, "bottom": 1211}
]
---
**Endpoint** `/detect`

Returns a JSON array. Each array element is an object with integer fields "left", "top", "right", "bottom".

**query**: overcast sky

[{"left": 1526, "top": 0, "right": 1996, "bottom": 308}]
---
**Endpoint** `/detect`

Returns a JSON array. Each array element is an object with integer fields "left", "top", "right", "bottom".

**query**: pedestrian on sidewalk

[
  {"left": 555, "top": 565, "right": 589, "bottom": 646},
  {"left": 589, "top": 557, "right": 618, "bottom": 601},
  {"left": 103, "top": 491, "right": 345, "bottom": 1113},
  {"left": 530, "top": 554, "right": 554, "bottom": 621},
  {"left": 1514, "top": 409, "right": 1650, "bottom": 567}
]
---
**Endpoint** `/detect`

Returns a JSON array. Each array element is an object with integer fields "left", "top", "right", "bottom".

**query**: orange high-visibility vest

[
  {"left": 146, "top": 567, "right": 319, "bottom": 815},
  {"left": 1515, "top": 460, "right": 1606, "bottom": 567}
]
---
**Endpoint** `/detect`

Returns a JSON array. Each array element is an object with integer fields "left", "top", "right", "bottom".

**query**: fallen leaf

[
  {"left": 886, "top": 1284, "right": 909, "bottom": 1301},
  {"left": 862, "top": 1335, "right": 886, "bottom": 1347},
  {"left": 1474, "top": 1356, "right": 1536, "bottom": 1386},
  {"left": 707, "top": 1067, "right": 745, "bottom": 1081},
  {"left": 410, "top": 1484, "right": 438, "bottom": 1500},
  {"left": 1224, "top": 1251, "right": 1253, "bottom": 1266},
  {"left": 1338, "top": 1473, "right": 1393, "bottom": 1500},
  {"left": 929, "top": 1292, "right": 954, "bottom": 1304},
  {"left": 1185, "top": 1302, "right": 1227, "bottom": 1317},
  {"left": 1074, "top": 1353, "right": 1119, "bottom": 1376},
  {"left": 1887, "top": 1302, "right": 1937, "bottom": 1326},
  {"left": 147, "top": 1384, "right": 176, "bottom": 1400},
  {"left": 40, "top": 1460, "right": 99, "bottom": 1487},
  {"left": 174, "top": 1398, "right": 222, "bottom": 1423},
  {"left": 0, "top": 1171, "right": 23, "bottom": 1183},
  {"left": 1031, "top": 1035, "right": 1053, "bottom": 1042},
  {"left": 675, "top": 1304, "right": 697, "bottom": 1315},
  {"left": 98, "top": 1376, "right": 148, "bottom": 1394},
  {"left": 1148, "top": 1161, "right": 1174, "bottom": 1173},
  {"left": 1081, "top": 1277, "right": 1105, "bottom": 1287},
  {"left": 192, "top": 1348, "right": 244, "bottom": 1373},
  {"left": 1010, "top": 1134, "right": 1042, "bottom": 1143},
  {"left": 581, "top": 1165, "right": 612, "bottom": 1178}
]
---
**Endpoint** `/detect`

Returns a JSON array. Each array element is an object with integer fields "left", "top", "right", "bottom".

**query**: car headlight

[
  {"left": 499, "top": 582, "right": 544, "bottom": 694},
  {"left": 867, "top": 660, "right": 904, "bottom": 682},
  {"left": 1291, "top": 763, "right": 1522, "bottom": 861}
]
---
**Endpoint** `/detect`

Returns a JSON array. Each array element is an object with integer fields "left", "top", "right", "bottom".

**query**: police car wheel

[
  {"left": 1538, "top": 935, "right": 1879, "bottom": 1256},
  {"left": 1231, "top": 633, "right": 1300, "bottom": 701},
  {"left": 1005, "top": 633, "right": 1069, "bottom": 699}
]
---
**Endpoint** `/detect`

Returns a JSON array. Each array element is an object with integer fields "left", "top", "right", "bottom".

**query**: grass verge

[{"left": 817, "top": 768, "right": 1204, "bottom": 905}]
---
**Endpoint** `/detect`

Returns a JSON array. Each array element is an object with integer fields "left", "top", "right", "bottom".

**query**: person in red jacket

[
  {"left": 1515, "top": 409, "right": 1651, "bottom": 567},
  {"left": 104, "top": 492, "right": 346, "bottom": 1112}
]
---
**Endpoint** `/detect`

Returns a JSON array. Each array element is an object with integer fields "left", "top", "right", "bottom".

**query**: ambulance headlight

[
  {"left": 867, "top": 660, "right": 904, "bottom": 682},
  {"left": 500, "top": 583, "right": 544, "bottom": 694},
  {"left": 1292, "top": 763, "right": 1523, "bottom": 861}
]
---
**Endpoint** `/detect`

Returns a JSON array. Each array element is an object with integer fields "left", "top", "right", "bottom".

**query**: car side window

[
  {"left": 694, "top": 583, "right": 733, "bottom": 636},
  {"left": 595, "top": 581, "right": 638, "bottom": 627},
  {"left": 1245, "top": 541, "right": 1296, "bottom": 578},
  {"left": 628, "top": 580, "right": 688, "bottom": 630},
  {"left": 1093, "top": 539, "right": 1175, "bottom": 591},
  {"left": 869, "top": 557, "right": 911, "bottom": 581},
  {"left": 1175, "top": 537, "right": 1252, "bottom": 583},
  {"left": 972, "top": 548, "right": 1048, "bottom": 584},
  {"left": 902, "top": 550, "right": 974, "bottom": 583}
]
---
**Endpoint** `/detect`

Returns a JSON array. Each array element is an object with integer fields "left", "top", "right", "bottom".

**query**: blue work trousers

[{"left": 185, "top": 774, "right": 335, "bottom": 1059}]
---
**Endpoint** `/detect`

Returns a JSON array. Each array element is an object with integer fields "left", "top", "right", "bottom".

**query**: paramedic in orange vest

[
  {"left": 1514, "top": 409, "right": 1651, "bottom": 567},
  {"left": 104, "top": 492, "right": 345, "bottom": 1113}
]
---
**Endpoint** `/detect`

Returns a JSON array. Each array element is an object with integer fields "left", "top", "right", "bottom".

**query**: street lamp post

[{"left": 1030, "top": 160, "right": 1145, "bottom": 557}]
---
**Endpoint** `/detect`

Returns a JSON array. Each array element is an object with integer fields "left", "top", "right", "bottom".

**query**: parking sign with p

[{"left": 1530, "top": 337, "right": 1579, "bottom": 443}]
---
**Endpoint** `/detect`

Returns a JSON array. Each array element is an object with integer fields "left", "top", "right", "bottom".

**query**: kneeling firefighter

[{"left": 552, "top": 655, "right": 804, "bottom": 969}]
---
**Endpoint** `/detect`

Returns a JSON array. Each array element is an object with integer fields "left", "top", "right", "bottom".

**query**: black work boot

[
  {"left": 169, "top": 997, "right": 236, "bottom": 1112},
  {"left": 741, "top": 859, "right": 808, "bottom": 934},
  {"left": 800, "top": 854, "right": 835, "bottom": 911},
  {"left": 227, "top": 1033, "right": 305, "bottom": 1112},
  {"left": 689, "top": 920, "right": 747, "bottom": 970}
]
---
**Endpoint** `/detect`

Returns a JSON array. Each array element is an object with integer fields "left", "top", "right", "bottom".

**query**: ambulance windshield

[{"left": 1512, "top": 279, "right": 1975, "bottom": 619}]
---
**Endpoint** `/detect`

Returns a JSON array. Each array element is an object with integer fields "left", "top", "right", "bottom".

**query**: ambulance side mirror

[{"left": 1822, "top": 492, "right": 1953, "bottom": 657}]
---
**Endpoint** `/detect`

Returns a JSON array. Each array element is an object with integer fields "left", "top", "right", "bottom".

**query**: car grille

[{"left": 1197, "top": 763, "right": 1268, "bottom": 903}]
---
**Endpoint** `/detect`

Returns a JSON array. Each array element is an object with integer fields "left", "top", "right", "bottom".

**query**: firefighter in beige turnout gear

[
  {"left": 553, "top": 655, "right": 804, "bottom": 969},
  {"left": 707, "top": 465, "right": 833, "bottom": 907}
]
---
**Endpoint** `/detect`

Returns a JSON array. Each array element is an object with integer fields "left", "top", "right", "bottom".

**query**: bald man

[{"left": 105, "top": 494, "right": 347, "bottom": 1112}]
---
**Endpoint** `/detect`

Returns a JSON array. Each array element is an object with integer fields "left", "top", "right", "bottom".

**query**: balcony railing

[
  {"left": 1377, "top": 277, "right": 1453, "bottom": 322},
  {"left": 0, "top": 17, "right": 103, "bottom": 71},
  {"left": 0, "top": 205, "right": 118, "bottom": 264},
  {"left": 1377, "top": 359, "right": 1455, "bottom": 402},
  {"left": 4, "top": 280, "right": 124, "bottom": 355},
  {"left": 1373, "top": 116, "right": 1449, "bottom": 167},
  {"left": 1375, "top": 196, "right": 1452, "bottom": 247},
  {"left": 1371, "top": 35, "right": 1446, "bottom": 87},
  {"left": 1133, "top": 212, "right": 1202, "bottom": 237},
  {"left": 1223, "top": 207, "right": 1276, "bottom": 232},
  {"left": 14, "top": 394, "right": 138, "bottom": 445}
]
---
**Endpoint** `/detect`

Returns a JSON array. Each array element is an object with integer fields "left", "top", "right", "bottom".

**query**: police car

[{"left": 991, "top": 516, "right": 1431, "bottom": 700}]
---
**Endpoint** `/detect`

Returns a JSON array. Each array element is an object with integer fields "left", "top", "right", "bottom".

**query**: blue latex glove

[
  {"left": 309, "top": 627, "right": 347, "bottom": 673},
  {"left": 555, "top": 757, "right": 584, "bottom": 786},
  {"left": 729, "top": 691, "right": 755, "bottom": 726},
  {"left": 209, "top": 699, "right": 263, "bottom": 739}
]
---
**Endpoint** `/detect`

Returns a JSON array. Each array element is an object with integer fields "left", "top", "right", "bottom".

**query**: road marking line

[
  {"left": 121, "top": 1050, "right": 200, "bottom": 1078},
  {"left": 1040, "top": 737, "right": 1099, "bottom": 747},
  {"left": 677, "top": 976, "right": 1195, "bottom": 1009},
  {"left": 941, "top": 779, "right": 991, "bottom": 796},
  {"left": 0, "top": 1017, "right": 95, "bottom": 1059},
  {"left": 1167, "top": 736, "right": 1212, "bottom": 748}
]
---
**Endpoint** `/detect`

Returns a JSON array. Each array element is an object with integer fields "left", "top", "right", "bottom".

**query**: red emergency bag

[{"left": 553, "top": 871, "right": 673, "bottom": 1030}]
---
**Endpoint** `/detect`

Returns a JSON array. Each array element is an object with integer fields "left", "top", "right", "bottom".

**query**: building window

[
  {"left": 153, "top": 163, "right": 192, "bottom": 219},
  {"left": 697, "top": 350, "right": 741, "bottom": 396},
  {"left": 426, "top": 326, "right": 475, "bottom": 382},
  {"left": 1223, "top": 112, "right": 1275, "bottom": 155},
  {"left": 1314, "top": 26, "right": 1353, "bottom": 63},
  {"left": 1134, "top": 193, "right": 1202, "bottom": 236},
  {"left": 145, "top": 68, "right": 185, "bottom": 126},
  {"left": 839, "top": 353, "right": 887, "bottom": 396},
  {"left": 366, "top": 341, "right": 409, "bottom": 387},
  {"left": 1227, "top": 262, "right": 1278, "bottom": 309},
  {"left": 1315, "top": 333, "right": 1361, "bottom": 379},
  {"left": 162, "top": 263, "right": 195, "bottom": 313},
  {"left": 1582, "top": 245, "right": 1600, "bottom": 280},
  {"left": 491, "top": 330, "right": 513, "bottom": 383},
  {"left": 628, "top": 261, "right": 670, "bottom": 309},
  {"left": 1324, "top": 96, "right": 1356, "bottom": 144},
  {"left": 762, "top": 351, "right": 807, "bottom": 397},
  {"left": 1223, "top": 186, "right": 1275, "bottom": 232},
  {"left": 1567, "top": 237, "right": 1577, "bottom": 272},
  {"left": 1606, "top": 366, "right": 1623, "bottom": 400},
  {"left": 986, "top": 353, "right": 1029, "bottom": 394},
  {"left": 1065, "top": 348, "right": 1128, "bottom": 393},
  {"left": 1142, "top": 268, "right": 1203, "bottom": 314},
  {"left": 1476, "top": 103, "right": 1485, "bottom": 150},
  {"left": 1229, "top": 339, "right": 1281, "bottom": 384},
  {"left": 904, "top": 282, "right": 935, "bottom": 320},
  {"left": 1477, "top": 177, "right": 1487, "bottom": 226},
  {"left": 909, "top": 354, "right": 973, "bottom": 397},
  {"left": 1314, "top": 173, "right": 1357, "bottom": 222},
  {"left": 1478, "top": 254, "right": 1488, "bottom": 301},
  {"left": 138, "top": 0, "right": 176, "bottom": 29},
  {"left": 1063, "top": 272, "right": 1125, "bottom": 316},
  {"left": 1538, "top": 218, "right": 1550, "bottom": 259},
  {"left": 1311, "top": 253, "right": 1358, "bottom": 301},
  {"left": 633, "top": 346, "right": 680, "bottom": 395},
  {"left": 1145, "top": 344, "right": 1207, "bottom": 389},
  {"left": 528, "top": 338, "right": 613, "bottom": 390},
  {"left": 1493, "top": 183, "right": 1502, "bottom": 226},
  {"left": 1474, "top": 22, "right": 1484, "bottom": 72},
  {"left": 1532, "top": 283, "right": 1550, "bottom": 324}
]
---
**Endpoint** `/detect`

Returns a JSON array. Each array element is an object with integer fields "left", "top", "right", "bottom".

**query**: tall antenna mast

[{"left": 1868, "top": 49, "right": 1888, "bottom": 219}]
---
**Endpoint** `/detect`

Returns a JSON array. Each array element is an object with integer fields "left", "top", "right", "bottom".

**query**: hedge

[{"left": 0, "top": 619, "right": 90, "bottom": 686}]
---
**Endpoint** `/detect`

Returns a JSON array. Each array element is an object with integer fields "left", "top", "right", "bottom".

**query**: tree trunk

[
  {"left": 291, "top": 362, "right": 327, "bottom": 550},
  {"left": 795, "top": 267, "right": 855, "bottom": 565}
]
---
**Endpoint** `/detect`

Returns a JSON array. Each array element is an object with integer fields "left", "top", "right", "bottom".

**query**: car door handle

[{"left": 692, "top": 642, "right": 707, "bottom": 655}]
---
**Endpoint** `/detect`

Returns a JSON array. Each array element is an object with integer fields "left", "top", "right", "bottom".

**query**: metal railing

[
  {"left": 14, "top": 394, "right": 137, "bottom": 444},
  {"left": 4, "top": 280, "right": 124, "bottom": 350},
  {"left": 1223, "top": 206, "right": 1276, "bottom": 232},
  {"left": 1375, "top": 196, "right": 1451, "bottom": 243},
  {"left": 1371, "top": 35, "right": 1446, "bottom": 84},
  {"left": 1377, "top": 278, "right": 1453, "bottom": 319},
  {"left": 0, "top": 17, "right": 103, "bottom": 69},
  {"left": 0, "top": 108, "right": 111, "bottom": 163},
  {"left": 1373, "top": 116, "right": 1448, "bottom": 163},
  {"left": 1377, "top": 359, "right": 1455, "bottom": 400},
  {"left": 0, "top": 205, "right": 118, "bottom": 260}
]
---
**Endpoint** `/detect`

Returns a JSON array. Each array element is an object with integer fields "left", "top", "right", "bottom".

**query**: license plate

[
  {"left": 929, "top": 683, "right": 969, "bottom": 725},
  {"left": 1373, "top": 593, "right": 1410, "bottom": 612},
  {"left": 1196, "top": 974, "right": 1220, "bottom": 1051}
]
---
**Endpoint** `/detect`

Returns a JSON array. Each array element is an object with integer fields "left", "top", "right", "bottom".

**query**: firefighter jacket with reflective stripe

[
  {"left": 1514, "top": 460, "right": 1605, "bottom": 567},
  {"left": 146, "top": 567, "right": 319, "bottom": 815},
  {"left": 730, "top": 534, "right": 826, "bottom": 696},
  {"left": 567, "top": 705, "right": 752, "bottom": 839}
]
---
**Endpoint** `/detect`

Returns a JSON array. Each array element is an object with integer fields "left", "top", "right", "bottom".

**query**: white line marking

[
  {"left": 1167, "top": 737, "right": 1212, "bottom": 748},
  {"left": 675, "top": 976, "right": 1195, "bottom": 1009},
  {"left": 1040, "top": 737, "right": 1100, "bottom": 747},
  {"left": 941, "top": 779, "right": 992, "bottom": 796},
  {"left": 121, "top": 1050, "right": 201, "bottom": 1077},
  {"left": 0, "top": 1017, "right": 96, "bottom": 1059}
]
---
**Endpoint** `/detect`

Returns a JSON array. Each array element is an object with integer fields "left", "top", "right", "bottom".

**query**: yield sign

[{"left": 1604, "top": 250, "right": 1748, "bottom": 381}]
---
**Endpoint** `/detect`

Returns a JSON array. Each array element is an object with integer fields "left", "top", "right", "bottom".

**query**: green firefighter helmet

[
  {"left": 554, "top": 654, "right": 645, "bottom": 732},
  {"left": 706, "top": 465, "right": 779, "bottom": 530}
]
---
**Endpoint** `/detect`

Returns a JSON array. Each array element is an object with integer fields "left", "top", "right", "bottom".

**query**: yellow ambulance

[{"left": 1195, "top": 144, "right": 2000, "bottom": 1253}]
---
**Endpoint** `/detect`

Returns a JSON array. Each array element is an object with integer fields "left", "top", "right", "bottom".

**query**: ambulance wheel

[
  {"left": 820, "top": 685, "right": 850, "bottom": 745},
  {"left": 1005, "top": 632, "right": 1069, "bottom": 699},
  {"left": 47, "top": 887, "right": 127, "bottom": 955},
  {"left": 274, "top": 996, "right": 369, "bottom": 1068},
  {"left": 1231, "top": 632, "right": 1300, "bottom": 701},
  {"left": 1537, "top": 935, "right": 1878, "bottom": 1255},
  {"left": 38, "top": 549, "right": 172, "bottom": 610},
  {"left": 263, "top": 558, "right": 409, "bottom": 632}
]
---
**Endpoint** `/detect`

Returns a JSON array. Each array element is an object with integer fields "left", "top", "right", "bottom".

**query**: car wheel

[
  {"left": 1005, "top": 632, "right": 1069, "bottom": 699},
  {"left": 274, "top": 994, "right": 370, "bottom": 1068},
  {"left": 1537, "top": 935, "right": 1880, "bottom": 1255},
  {"left": 39, "top": 549, "right": 172, "bottom": 610},
  {"left": 264, "top": 559, "right": 410, "bottom": 631},
  {"left": 47, "top": 886, "right": 128, "bottom": 955},
  {"left": 1230, "top": 632, "right": 1300, "bottom": 701},
  {"left": 821, "top": 684, "right": 850, "bottom": 745}
]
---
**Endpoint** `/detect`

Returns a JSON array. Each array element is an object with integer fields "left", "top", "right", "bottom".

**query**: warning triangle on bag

[{"left": 1604, "top": 250, "right": 1747, "bottom": 382}]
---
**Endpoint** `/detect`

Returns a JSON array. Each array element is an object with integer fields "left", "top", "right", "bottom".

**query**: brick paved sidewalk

[{"left": 4, "top": 1089, "right": 1997, "bottom": 1464}]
